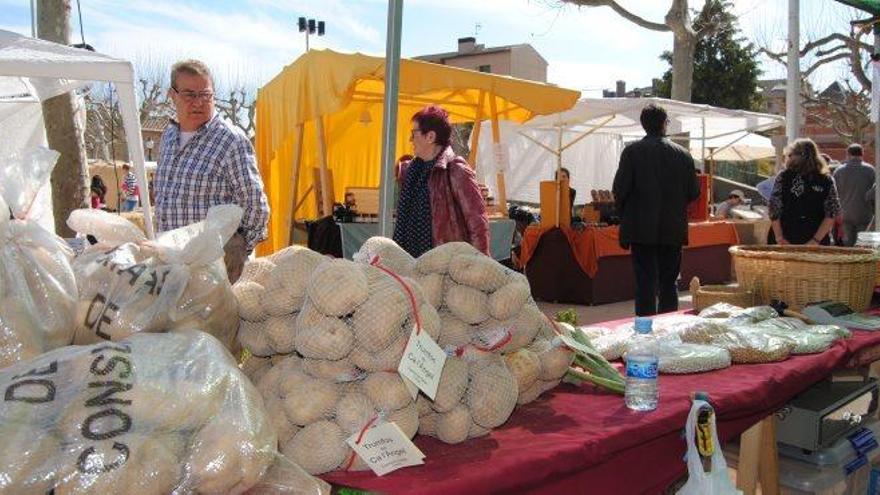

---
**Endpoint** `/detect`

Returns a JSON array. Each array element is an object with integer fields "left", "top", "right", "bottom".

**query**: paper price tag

[
  {"left": 346, "top": 421, "right": 425, "bottom": 476},
  {"left": 397, "top": 326, "right": 446, "bottom": 400}
]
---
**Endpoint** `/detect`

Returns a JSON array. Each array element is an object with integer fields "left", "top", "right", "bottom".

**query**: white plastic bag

[
  {"left": 0, "top": 147, "right": 78, "bottom": 369},
  {"left": 0, "top": 330, "right": 329, "bottom": 495},
  {"left": 68, "top": 205, "right": 241, "bottom": 350},
  {"left": 677, "top": 400, "right": 741, "bottom": 495}
]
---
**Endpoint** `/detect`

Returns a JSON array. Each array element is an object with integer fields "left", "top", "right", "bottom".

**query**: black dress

[{"left": 768, "top": 170, "right": 840, "bottom": 245}]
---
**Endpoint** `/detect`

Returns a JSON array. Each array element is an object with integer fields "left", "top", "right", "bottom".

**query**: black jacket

[{"left": 612, "top": 136, "right": 700, "bottom": 247}]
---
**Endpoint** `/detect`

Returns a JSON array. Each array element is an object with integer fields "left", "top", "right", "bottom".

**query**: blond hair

[
  {"left": 785, "top": 138, "right": 829, "bottom": 176},
  {"left": 170, "top": 59, "right": 213, "bottom": 88}
]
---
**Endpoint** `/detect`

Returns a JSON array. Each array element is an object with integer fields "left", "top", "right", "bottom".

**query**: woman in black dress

[{"left": 769, "top": 138, "right": 841, "bottom": 245}]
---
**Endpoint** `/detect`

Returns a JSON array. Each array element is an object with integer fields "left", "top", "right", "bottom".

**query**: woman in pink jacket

[{"left": 393, "top": 105, "right": 489, "bottom": 257}]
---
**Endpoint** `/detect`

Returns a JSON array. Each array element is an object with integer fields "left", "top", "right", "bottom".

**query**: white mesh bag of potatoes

[
  {"left": 67, "top": 205, "right": 241, "bottom": 350},
  {"left": 0, "top": 148, "right": 78, "bottom": 369},
  {"left": 0, "top": 330, "right": 329, "bottom": 495}
]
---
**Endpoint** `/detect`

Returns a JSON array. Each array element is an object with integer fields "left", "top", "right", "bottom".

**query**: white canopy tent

[
  {"left": 0, "top": 29, "right": 153, "bottom": 237},
  {"left": 475, "top": 97, "right": 784, "bottom": 204}
]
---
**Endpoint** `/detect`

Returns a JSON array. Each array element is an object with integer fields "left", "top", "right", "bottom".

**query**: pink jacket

[{"left": 398, "top": 146, "right": 490, "bottom": 254}]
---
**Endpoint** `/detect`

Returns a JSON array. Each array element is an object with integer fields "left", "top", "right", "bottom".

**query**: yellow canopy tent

[{"left": 254, "top": 49, "right": 580, "bottom": 256}]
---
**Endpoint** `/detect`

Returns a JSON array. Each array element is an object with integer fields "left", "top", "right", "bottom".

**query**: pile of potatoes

[
  {"left": 233, "top": 245, "right": 327, "bottom": 357},
  {"left": 242, "top": 257, "right": 439, "bottom": 475},
  {"left": 68, "top": 208, "right": 240, "bottom": 351},
  {"left": 0, "top": 331, "right": 286, "bottom": 494},
  {"left": 0, "top": 215, "right": 78, "bottom": 369}
]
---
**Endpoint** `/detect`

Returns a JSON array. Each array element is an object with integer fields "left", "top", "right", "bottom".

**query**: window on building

[{"left": 478, "top": 65, "right": 491, "bottom": 73}]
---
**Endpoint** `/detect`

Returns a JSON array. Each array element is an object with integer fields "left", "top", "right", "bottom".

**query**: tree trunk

[
  {"left": 38, "top": 0, "right": 89, "bottom": 237},
  {"left": 670, "top": 33, "right": 696, "bottom": 102}
]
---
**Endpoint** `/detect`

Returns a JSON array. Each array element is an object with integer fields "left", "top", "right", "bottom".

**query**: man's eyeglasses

[{"left": 172, "top": 87, "right": 215, "bottom": 102}]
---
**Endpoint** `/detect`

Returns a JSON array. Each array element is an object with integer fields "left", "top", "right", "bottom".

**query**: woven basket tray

[
  {"left": 689, "top": 277, "right": 754, "bottom": 312},
  {"left": 729, "top": 245, "right": 880, "bottom": 311}
]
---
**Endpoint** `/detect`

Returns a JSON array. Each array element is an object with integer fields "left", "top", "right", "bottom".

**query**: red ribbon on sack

[
  {"left": 453, "top": 330, "right": 513, "bottom": 357},
  {"left": 369, "top": 255, "right": 423, "bottom": 334},
  {"left": 343, "top": 414, "right": 381, "bottom": 471}
]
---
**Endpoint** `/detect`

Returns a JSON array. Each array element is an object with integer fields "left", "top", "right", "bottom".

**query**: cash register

[{"left": 801, "top": 301, "right": 880, "bottom": 331}]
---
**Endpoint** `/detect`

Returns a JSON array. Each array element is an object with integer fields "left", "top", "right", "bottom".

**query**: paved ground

[{"left": 536, "top": 292, "right": 694, "bottom": 325}]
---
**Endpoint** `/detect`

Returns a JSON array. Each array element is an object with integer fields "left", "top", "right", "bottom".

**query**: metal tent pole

[{"left": 378, "top": 0, "right": 404, "bottom": 238}]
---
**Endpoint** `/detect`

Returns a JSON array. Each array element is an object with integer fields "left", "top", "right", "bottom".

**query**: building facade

[{"left": 415, "top": 37, "right": 548, "bottom": 82}]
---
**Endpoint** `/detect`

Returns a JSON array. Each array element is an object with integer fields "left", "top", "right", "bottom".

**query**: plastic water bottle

[{"left": 625, "top": 317, "right": 659, "bottom": 411}]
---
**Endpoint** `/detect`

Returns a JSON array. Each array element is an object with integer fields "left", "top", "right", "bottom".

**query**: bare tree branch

[
  {"left": 802, "top": 53, "right": 850, "bottom": 78},
  {"left": 561, "top": 0, "right": 669, "bottom": 31}
]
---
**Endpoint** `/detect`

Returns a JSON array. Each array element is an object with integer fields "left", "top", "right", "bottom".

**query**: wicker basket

[
  {"left": 689, "top": 277, "right": 755, "bottom": 312},
  {"left": 729, "top": 245, "right": 880, "bottom": 311}
]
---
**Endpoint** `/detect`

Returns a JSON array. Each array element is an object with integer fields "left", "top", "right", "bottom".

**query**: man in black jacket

[{"left": 612, "top": 104, "right": 700, "bottom": 316}]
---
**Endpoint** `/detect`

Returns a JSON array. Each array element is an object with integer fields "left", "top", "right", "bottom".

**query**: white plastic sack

[
  {"left": 0, "top": 147, "right": 77, "bottom": 369},
  {"left": 649, "top": 336, "right": 731, "bottom": 374},
  {"left": 68, "top": 205, "right": 241, "bottom": 350},
  {"left": 0, "top": 330, "right": 328, "bottom": 494},
  {"left": 677, "top": 400, "right": 741, "bottom": 495}
]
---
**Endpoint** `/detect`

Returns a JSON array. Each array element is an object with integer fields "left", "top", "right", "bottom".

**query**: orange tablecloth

[{"left": 519, "top": 221, "right": 739, "bottom": 277}]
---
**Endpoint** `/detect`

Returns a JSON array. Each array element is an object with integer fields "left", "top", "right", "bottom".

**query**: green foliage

[
  {"left": 555, "top": 308, "right": 578, "bottom": 327},
  {"left": 657, "top": 0, "right": 762, "bottom": 110}
]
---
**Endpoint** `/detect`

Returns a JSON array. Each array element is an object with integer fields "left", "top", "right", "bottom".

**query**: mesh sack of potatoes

[
  {"left": 0, "top": 330, "right": 329, "bottom": 495},
  {"left": 412, "top": 242, "right": 540, "bottom": 353},
  {"left": 352, "top": 236, "right": 416, "bottom": 278},
  {"left": 252, "top": 257, "right": 437, "bottom": 475},
  {"left": 67, "top": 205, "right": 241, "bottom": 351},
  {"left": 640, "top": 335, "right": 731, "bottom": 374},
  {"left": 233, "top": 246, "right": 327, "bottom": 357},
  {"left": 0, "top": 148, "right": 78, "bottom": 369}
]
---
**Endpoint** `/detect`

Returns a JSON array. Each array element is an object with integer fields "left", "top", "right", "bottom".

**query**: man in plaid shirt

[{"left": 155, "top": 59, "right": 269, "bottom": 283}]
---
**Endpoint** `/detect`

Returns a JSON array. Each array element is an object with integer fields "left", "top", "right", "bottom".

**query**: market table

[
  {"left": 337, "top": 218, "right": 516, "bottom": 261},
  {"left": 520, "top": 222, "right": 739, "bottom": 305},
  {"left": 322, "top": 313, "right": 880, "bottom": 494}
]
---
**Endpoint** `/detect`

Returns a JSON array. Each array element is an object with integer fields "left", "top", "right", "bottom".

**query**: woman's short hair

[
  {"left": 785, "top": 138, "right": 829, "bottom": 176},
  {"left": 640, "top": 103, "right": 668, "bottom": 136},
  {"left": 412, "top": 105, "right": 452, "bottom": 148}
]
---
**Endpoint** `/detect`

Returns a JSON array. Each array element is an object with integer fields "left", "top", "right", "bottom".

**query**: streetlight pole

[
  {"left": 298, "top": 17, "right": 325, "bottom": 52},
  {"left": 786, "top": 0, "right": 800, "bottom": 144}
]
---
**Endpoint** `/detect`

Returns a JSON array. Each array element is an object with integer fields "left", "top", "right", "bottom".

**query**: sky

[{"left": 0, "top": 0, "right": 870, "bottom": 96}]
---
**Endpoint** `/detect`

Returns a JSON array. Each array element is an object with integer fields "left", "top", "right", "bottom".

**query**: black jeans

[{"left": 630, "top": 243, "right": 683, "bottom": 316}]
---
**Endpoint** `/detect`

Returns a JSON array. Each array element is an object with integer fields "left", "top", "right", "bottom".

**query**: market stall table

[
  {"left": 321, "top": 313, "right": 880, "bottom": 494},
  {"left": 338, "top": 218, "right": 516, "bottom": 260},
  {"left": 520, "top": 222, "right": 739, "bottom": 304}
]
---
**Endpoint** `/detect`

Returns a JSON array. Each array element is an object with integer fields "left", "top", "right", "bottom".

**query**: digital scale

[{"left": 801, "top": 301, "right": 880, "bottom": 331}]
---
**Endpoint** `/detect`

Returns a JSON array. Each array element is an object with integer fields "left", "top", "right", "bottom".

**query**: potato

[
  {"left": 238, "top": 320, "right": 274, "bottom": 357},
  {"left": 444, "top": 282, "right": 490, "bottom": 325},
  {"left": 301, "top": 357, "right": 360, "bottom": 381},
  {"left": 335, "top": 391, "right": 377, "bottom": 435},
  {"left": 437, "top": 312, "right": 472, "bottom": 349},
  {"left": 530, "top": 338, "right": 575, "bottom": 381},
  {"left": 282, "top": 421, "right": 349, "bottom": 475},
  {"left": 435, "top": 404, "right": 471, "bottom": 444},
  {"left": 264, "top": 314, "right": 298, "bottom": 355},
  {"left": 517, "top": 380, "right": 543, "bottom": 405},
  {"left": 431, "top": 356, "right": 468, "bottom": 413},
  {"left": 416, "top": 395, "right": 433, "bottom": 417},
  {"left": 349, "top": 332, "right": 408, "bottom": 372},
  {"left": 351, "top": 279, "right": 410, "bottom": 353},
  {"left": 306, "top": 260, "right": 369, "bottom": 317},
  {"left": 261, "top": 284, "right": 298, "bottom": 317},
  {"left": 504, "top": 348, "right": 541, "bottom": 394},
  {"left": 468, "top": 420, "right": 492, "bottom": 439},
  {"left": 0, "top": 298, "right": 43, "bottom": 368},
  {"left": 497, "top": 303, "right": 544, "bottom": 353},
  {"left": 238, "top": 258, "right": 276, "bottom": 287},
  {"left": 295, "top": 316, "right": 354, "bottom": 360},
  {"left": 355, "top": 237, "right": 416, "bottom": 277},
  {"left": 416, "top": 273, "right": 444, "bottom": 309},
  {"left": 233, "top": 281, "right": 266, "bottom": 322},
  {"left": 0, "top": 424, "right": 58, "bottom": 493},
  {"left": 280, "top": 375, "right": 340, "bottom": 425},
  {"left": 418, "top": 411, "right": 439, "bottom": 436},
  {"left": 539, "top": 378, "right": 562, "bottom": 394},
  {"left": 415, "top": 242, "right": 479, "bottom": 275},
  {"left": 265, "top": 396, "right": 299, "bottom": 446},
  {"left": 448, "top": 254, "right": 507, "bottom": 292},
  {"left": 419, "top": 303, "right": 442, "bottom": 342},
  {"left": 185, "top": 421, "right": 274, "bottom": 495},
  {"left": 263, "top": 247, "right": 325, "bottom": 315},
  {"left": 488, "top": 281, "right": 531, "bottom": 320},
  {"left": 387, "top": 402, "right": 419, "bottom": 438},
  {"left": 466, "top": 355, "right": 518, "bottom": 429},
  {"left": 362, "top": 372, "right": 411, "bottom": 412}
]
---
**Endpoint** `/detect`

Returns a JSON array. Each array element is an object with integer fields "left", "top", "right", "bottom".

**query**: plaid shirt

[{"left": 155, "top": 115, "right": 269, "bottom": 251}]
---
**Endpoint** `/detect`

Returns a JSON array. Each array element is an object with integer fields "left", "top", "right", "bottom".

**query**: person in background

[
  {"left": 119, "top": 163, "right": 139, "bottom": 212},
  {"left": 612, "top": 103, "right": 700, "bottom": 316},
  {"left": 154, "top": 59, "right": 270, "bottom": 283},
  {"left": 147, "top": 172, "right": 156, "bottom": 205},
  {"left": 90, "top": 175, "right": 107, "bottom": 209},
  {"left": 769, "top": 138, "right": 841, "bottom": 245},
  {"left": 394, "top": 105, "right": 489, "bottom": 257},
  {"left": 715, "top": 189, "right": 745, "bottom": 219},
  {"left": 833, "top": 143, "right": 875, "bottom": 246},
  {"left": 555, "top": 167, "right": 576, "bottom": 216}
]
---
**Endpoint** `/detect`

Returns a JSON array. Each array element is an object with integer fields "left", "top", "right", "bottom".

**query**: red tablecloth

[{"left": 322, "top": 314, "right": 880, "bottom": 494}]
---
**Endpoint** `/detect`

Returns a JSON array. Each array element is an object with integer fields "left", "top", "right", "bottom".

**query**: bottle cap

[{"left": 634, "top": 317, "right": 653, "bottom": 334}]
